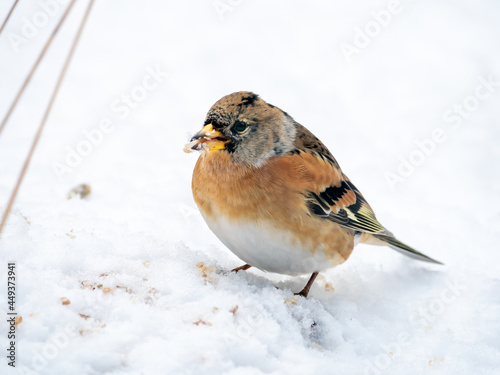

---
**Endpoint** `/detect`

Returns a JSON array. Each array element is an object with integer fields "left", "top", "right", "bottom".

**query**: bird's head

[{"left": 184, "top": 92, "right": 297, "bottom": 166}]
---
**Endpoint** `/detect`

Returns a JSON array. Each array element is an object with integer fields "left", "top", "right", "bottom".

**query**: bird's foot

[
  {"left": 231, "top": 264, "right": 252, "bottom": 273},
  {"left": 294, "top": 290, "right": 309, "bottom": 298},
  {"left": 294, "top": 272, "right": 319, "bottom": 298}
]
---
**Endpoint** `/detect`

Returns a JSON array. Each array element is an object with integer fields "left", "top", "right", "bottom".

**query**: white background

[{"left": 0, "top": 0, "right": 499, "bottom": 374}]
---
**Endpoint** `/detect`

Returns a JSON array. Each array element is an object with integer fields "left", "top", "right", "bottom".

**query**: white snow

[{"left": 0, "top": 0, "right": 499, "bottom": 374}]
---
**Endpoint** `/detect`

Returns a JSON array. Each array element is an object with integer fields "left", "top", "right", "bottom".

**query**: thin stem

[
  {"left": 0, "top": 0, "right": 95, "bottom": 239},
  {"left": 0, "top": 0, "right": 20, "bottom": 37},
  {"left": 0, "top": 0, "right": 77, "bottom": 136}
]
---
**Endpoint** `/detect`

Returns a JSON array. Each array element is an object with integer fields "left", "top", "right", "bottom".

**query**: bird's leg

[
  {"left": 231, "top": 264, "right": 252, "bottom": 273},
  {"left": 295, "top": 272, "right": 319, "bottom": 298}
]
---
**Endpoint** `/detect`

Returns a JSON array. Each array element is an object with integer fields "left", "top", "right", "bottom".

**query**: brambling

[{"left": 185, "top": 92, "right": 442, "bottom": 297}]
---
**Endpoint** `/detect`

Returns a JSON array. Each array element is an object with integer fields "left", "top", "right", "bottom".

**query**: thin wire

[
  {"left": 0, "top": 0, "right": 95, "bottom": 238},
  {"left": 0, "top": 0, "right": 19, "bottom": 37},
  {"left": 0, "top": 0, "right": 77, "bottom": 136}
]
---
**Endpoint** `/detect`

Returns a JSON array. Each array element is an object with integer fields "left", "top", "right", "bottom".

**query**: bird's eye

[{"left": 233, "top": 121, "right": 248, "bottom": 133}]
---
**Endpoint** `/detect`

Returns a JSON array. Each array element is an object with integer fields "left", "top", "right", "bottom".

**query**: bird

[{"left": 184, "top": 91, "right": 442, "bottom": 298}]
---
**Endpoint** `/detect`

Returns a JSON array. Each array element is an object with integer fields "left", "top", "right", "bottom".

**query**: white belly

[{"left": 203, "top": 213, "right": 334, "bottom": 276}]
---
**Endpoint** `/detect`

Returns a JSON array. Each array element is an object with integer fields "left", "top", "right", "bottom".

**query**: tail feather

[{"left": 373, "top": 234, "right": 443, "bottom": 265}]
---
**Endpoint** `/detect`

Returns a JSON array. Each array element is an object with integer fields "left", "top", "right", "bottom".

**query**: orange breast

[{"left": 192, "top": 151, "right": 355, "bottom": 265}]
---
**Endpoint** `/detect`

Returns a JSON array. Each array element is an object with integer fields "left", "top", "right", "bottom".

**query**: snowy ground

[{"left": 0, "top": 0, "right": 499, "bottom": 374}]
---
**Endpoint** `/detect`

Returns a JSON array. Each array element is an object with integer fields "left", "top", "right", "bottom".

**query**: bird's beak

[{"left": 184, "top": 124, "right": 229, "bottom": 153}]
